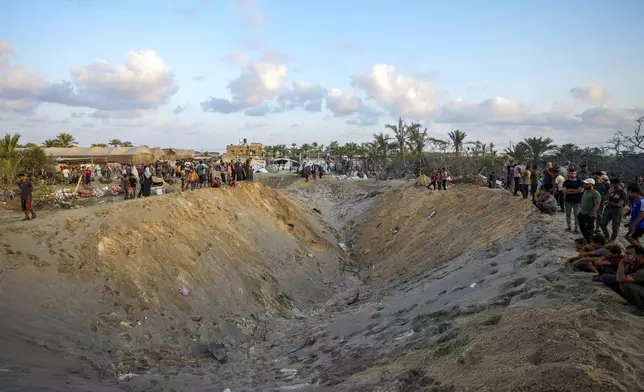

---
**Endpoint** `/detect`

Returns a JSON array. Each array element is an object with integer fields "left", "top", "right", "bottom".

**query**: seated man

[
  {"left": 594, "top": 243, "right": 623, "bottom": 275},
  {"left": 568, "top": 234, "right": 607, "bottom": 271},
  {"left": 597, "top": 245, "right": 644, "bottom": 316},
  {"left": 532, "top": 184, "right": 557, "bottom": 214}
]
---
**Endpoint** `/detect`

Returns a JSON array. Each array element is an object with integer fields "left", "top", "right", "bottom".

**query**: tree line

[
  {"left": 263, "top": 116, "right": 644, "bottom": 180},
  {"left": 16, "top": 133, "right": 135, "bottom": 149}
]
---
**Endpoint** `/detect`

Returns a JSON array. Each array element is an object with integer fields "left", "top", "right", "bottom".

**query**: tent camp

[{"left": 42, "top": 146, "right": 154, "bottom": 164}]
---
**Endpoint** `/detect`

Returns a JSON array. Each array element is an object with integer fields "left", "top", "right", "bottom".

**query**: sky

[{"left": 0, "top": 0, "right": 643, "bottom": 151}]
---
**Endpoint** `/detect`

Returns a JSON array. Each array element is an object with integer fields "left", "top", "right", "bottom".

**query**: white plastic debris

[
  {"left": 469, "top": 283, "right": 477, "bottom": 288},
  {"left": 307, "top": 253, "right": 314, "bottom": 258},
  {"left": 222, "top": 389, "right": 232, "bottom": 392},
  {"left": 338, "top": 242, "right": 348, "bottom": 250},
  {"left": 118, "top": 373, "right": 139, "bottom": 381}
]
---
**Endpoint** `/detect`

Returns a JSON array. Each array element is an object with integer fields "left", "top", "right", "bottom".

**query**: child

[{"left": 568, "top": 234, "right": 607, "bottom": 272}]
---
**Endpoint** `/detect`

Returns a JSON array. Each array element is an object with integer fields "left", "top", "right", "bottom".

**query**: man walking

[
  {"left": 578, "top": 178, "right": 602, "bottom": 243},
  {"left": 600, "top": 178, "right": 628, "bottom": 241},
  {"left": 16, "top": 173, "right": 36, "bottom": 221}
]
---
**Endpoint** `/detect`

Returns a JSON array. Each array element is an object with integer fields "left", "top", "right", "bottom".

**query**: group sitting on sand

[{"left": 521, "top": 161, "right": 644, "bottom": 316}]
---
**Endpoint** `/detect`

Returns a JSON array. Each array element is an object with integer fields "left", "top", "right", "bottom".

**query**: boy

[
  {"left": 625, "top": 184, "right": 644, "bottom": 246},
  {"left": 16, "top": 173, "right": 36, "bottom": 221}
]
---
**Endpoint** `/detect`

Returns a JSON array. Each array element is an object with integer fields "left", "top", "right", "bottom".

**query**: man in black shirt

[
  {"left": 530, "top": 165, "right": 538, "bottom": 200},
  {"left": 16, "top": 173, "right": 36, "bottom": 221},
  {"left": 563, "top": 170, "right": 583, "bottom": 233},
  {"left": 601, "top": 178, "right": 629, "bottom": 241}
]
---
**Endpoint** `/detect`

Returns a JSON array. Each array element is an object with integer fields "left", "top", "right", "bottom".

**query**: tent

[{"left": 42, "top": 146, "right": 153, "bottom": 164}]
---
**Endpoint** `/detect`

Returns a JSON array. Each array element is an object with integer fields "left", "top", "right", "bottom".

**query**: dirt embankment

[
  {"left": 0, "top": 182, "right": 350, "bottom": 390},
  {"left": 357, "top": 184, "right": 533, "bottom": 278}
]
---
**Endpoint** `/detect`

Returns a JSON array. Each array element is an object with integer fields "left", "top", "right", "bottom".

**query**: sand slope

[{"left": 0, "top": 182, "right": 349, "bottom": 390}]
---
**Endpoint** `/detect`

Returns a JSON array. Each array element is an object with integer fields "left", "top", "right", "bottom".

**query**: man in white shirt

[
  {"left": 554, "top": 171, "right": 565, "bottom": 212},
  {"left": 61, "top": 167, "right": 70, "bottom": 184}
]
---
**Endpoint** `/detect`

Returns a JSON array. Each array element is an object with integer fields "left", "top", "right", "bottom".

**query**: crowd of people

[{"left": 495, "top": 161, "right": 644, "bottom": 316}]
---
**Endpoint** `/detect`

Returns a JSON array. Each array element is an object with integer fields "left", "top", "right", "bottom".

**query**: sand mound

[
  {"left": 0, "top": 183, "right": 349, "bottom": 389},
  {"left": 357, "top": 184, "right": 532, "bottom": 278}
]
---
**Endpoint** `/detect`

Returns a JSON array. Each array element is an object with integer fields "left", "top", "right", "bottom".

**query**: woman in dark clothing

[
  {"left": 142, "top": 167, "right": 153, "bottom": 197},
  {"left": 235, "top": 161, "right": 244, "bottom": 181},
  {"left": 245, "top": 158, "right": 254, "bottom": 182}
]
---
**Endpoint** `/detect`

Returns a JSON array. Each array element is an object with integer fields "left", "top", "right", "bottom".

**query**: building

[{"left": 226, "top": 142, "right": 263, "bottom": 157}]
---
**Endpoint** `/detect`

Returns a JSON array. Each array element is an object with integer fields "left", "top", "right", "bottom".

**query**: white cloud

[
  {"left": 201, "top": 60, "right": 288, "bottom": 113},
  {"left": 570, "top": 84, "right": 609, "bottom": 104},
  {"left": 1, "top": 41, "right": 179, "bottom": 115},
  {"left": 352, "top": 64, "right": 437, "bottom": 118},
  {"left": 45, "top": 50, "right": 179, "bottom": 110},
  {"left": 172, "top": 104, "right": 187, "bottom": 114},
  {"left": 231, "top": 0, "right": 265, "bottom": 27}
]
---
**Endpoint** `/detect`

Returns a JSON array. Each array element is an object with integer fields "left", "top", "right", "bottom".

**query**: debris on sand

[
  {"left": 313, "top": 208, "right": 322, "bottom": 214},
  {"left": 338, "top": 242, "right": 348, "bottom": 251},
  {"left": 391, "top": 227, "right": 400, "bottom": 234},
  {"left": 208, "top": 342, "right": 229, "bottom": 364},
  {"left": 179, "top": 287, "right": 190, "bottom": 297}
]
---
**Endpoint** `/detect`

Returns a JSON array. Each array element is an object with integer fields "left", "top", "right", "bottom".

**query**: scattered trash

[
  {"left": 394, "top": 330, "right": 415, "bottom": 341},
  {"left": 118, "top": 373, "right": 139, "bottom": 381},
  {"left": 391, "top": 227, "right": 400, "bottom": 234},
  {"left": 312, "top": 208, "right": 322, "bottom": 214},
  {"left": 287, "top": 223, "right": 295, "bottom": 229},
  {"left": 191, "top": 315, "right": 203, "bottom": 322},
  {"left": 427, "top": 210, "right": 436, "bottom": 219},
  {"left": 307, "top": 253, "right": 314, "bottom": 258},
  {"left": 222, "top": 389, "right": 232, "bottom": 392},
  {"left": 311, "top": 239, "right": 317, "bottom": 244},
  {"left": 469, "top": 283, "right": 477, "bottom": 288},
  {"left": 338, "top": 242, "right": 348, "bottom": 251},
  {"left": 208, "top": 342, "right": 229, "bottom": 364},
  {"left": 346, "top": 291, "right": 360, "bottom": 305},
  {"left": 179, "top": 287, "right": 190, "bottom": 297}
]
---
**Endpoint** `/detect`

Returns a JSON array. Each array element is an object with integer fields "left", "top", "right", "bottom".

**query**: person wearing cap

[
  {"left": 601, "top": 178, "right": 628, "bottom": 241},
  {"left": 563, "top": 169, "right": 584, "bottom": 233},
  {"left": 578, "top": 178, "right": 602, "bottom": 242}
]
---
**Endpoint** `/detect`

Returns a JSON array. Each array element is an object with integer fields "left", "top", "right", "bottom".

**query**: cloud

[
  {"left": 231, "top": 0, "right": 265, "bottom": 27},
  {"left": 44, "top": 50, "right": 179, "bottom": 111},
  {"left": 175, "top": 0, "right": 211, "bottom": 18},
  {"left": 278, "top": 81, "right": 326, "bottom": 112},
  {"left": 1, "top": 41, "right": 179, "bottom": 115},
  {"left": 338, "top": 40, "right": 363, "bottom": 55},
  {"left": 570, "top": 85, "right": 609, "bottom": 104},
  {"left": 172, "top": 104, "right": 187, "bottom": 114},
  {"left": 352, "top": 64, "right": 437, "bottom": 118},
  {"left": 201, "top": 60, "right": 288, "bottom": 113}
]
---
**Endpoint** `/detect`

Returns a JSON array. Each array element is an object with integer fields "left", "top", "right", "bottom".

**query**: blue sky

[{"left": 1, "top": 0, "right": 642, "bottom": 150}]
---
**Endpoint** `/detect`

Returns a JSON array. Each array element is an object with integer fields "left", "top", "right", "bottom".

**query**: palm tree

[
  {"left": 91, "top": 143, "right": 108, "bottom": 147},
  {"left": 327, "top": 141, "right": 340, "bottom": 156},
  {"left": 121, "top": 141, "right": 134, "bottom": 147},
  {"left": 55, "top": 133, "right": 77, "bottom": 148},
  {"left": 370, "top": 133, "right": 395, "bottom": 172},
  {"left": 448, "top": 129, "right": 467, "bottom": 155},
  {"left": 343, "top": 142, "right": 360, "bottom": 171},
  {"left": 504, "top": 142, "right": 531, "bottom": 163},
  {"left": 385, "top": 117, "right": 409, "bottom": 166},
  {"left": 301, "top": 143, "right": 313, "bottom": 158},
  {"left": 518, "top": 137, "right": 557, "bottom": 166},
  {"left": 109, "top": 139, "right": 122, "bottom": 147},
  {"left": 406, "top": 126, "right": 430, "bottom": 168},
  {"left": 42, "top": 139, "right": 61, "bottom": 148},
  {"left": 0, "top": 133, "right": 21, "bottom": 156}
]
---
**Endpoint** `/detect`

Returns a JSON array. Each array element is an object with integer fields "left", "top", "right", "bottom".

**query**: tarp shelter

[
  {"left": 42, "top": 146, "right": 154, "bottom": 164},
  {"left": 270, "top": 158, "right": 299, "bottom": 171}
]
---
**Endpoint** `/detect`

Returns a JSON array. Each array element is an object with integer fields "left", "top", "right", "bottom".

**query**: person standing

[
  {"left": 578, "top": 164, "right": 591, "bottom": 181},
  {"left": 594, "top": 174, "right": 611, "bottom": 232},
  {"left": 16, "top": 173, "right": 36, "bottom": 221},
  {"left": 601, "top": 178, "right": 628, "bottom": 242},
  {"left": 141, "top": 167, "right": 153, "bottom": 197},
  {"left": 440, "top": 168, "right": 449, "bottom": 190},
  {"left": 563, "top": 170, "right": 584, "bottom": 233},
  {"left": 625, "top": 184, "right": 644, "bottom": 246},
  {"left": 513, "top": 163, "right": 522, "bottom": 196},
  {"left": 578, "top": 178, "right": 602, "bottom": 243},
  {"left": 84, "top": 166, "right": 92, "bottom": 186},
  {"left": 521, "top": 166, "right": 531, "bottom": 199},
  {"left": 554, "top": 169, "right": 565, "bottom": 212},
  {"left": 530, "top": 165, "right": 539, "bottom": 200}
]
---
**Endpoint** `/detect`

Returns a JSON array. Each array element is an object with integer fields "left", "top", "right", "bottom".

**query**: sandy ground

[{"left": 2, "top": 176, "right": 644, "bottom": 392}]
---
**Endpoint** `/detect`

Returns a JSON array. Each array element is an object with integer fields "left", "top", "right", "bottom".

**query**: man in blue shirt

[
  {"left": 626, "top": 184, "right": 644, "bottom": 246},
  {"left": 196, "top": 160, "right": 208, "bottom": 188}
]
